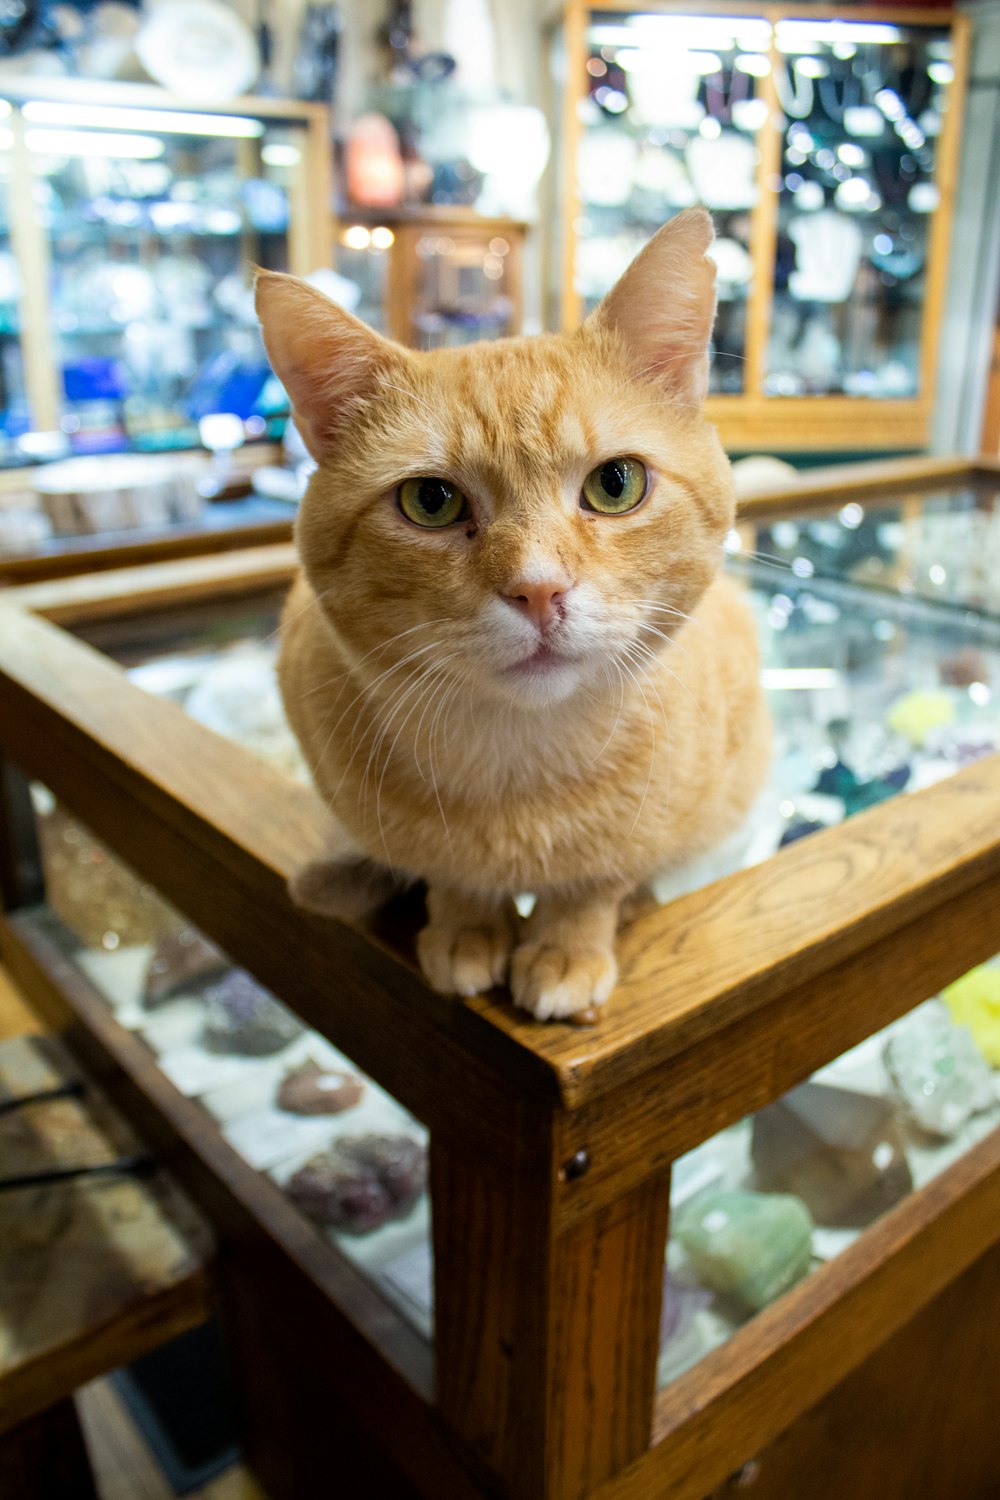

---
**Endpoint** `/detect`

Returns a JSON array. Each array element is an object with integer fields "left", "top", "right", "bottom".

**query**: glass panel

[
  {"left": 766, "top": 21, "right": 953, "bottom": 398},
  {"left": 30, "top": 790, "right": 432, "bottom": 1340},
  {"left": 726, "top": 559, "right": 1000, "bottom": 876},
  {"left": 573, "top": 10, "right": 769, "bottom": 392},
  {"left": 34, "top": 109, "right": 302, "bottom": 454},
  {"left": 660, "top": 962, "right": 1000, "bottom": 1388},
  {"left": 742, "top": 484, "right": 1000, "bottom": 621}
]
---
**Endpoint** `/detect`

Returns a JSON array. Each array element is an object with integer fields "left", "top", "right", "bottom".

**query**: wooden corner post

[{"left": 432, "top": 1096, "right": 671, "bottom": 1499}]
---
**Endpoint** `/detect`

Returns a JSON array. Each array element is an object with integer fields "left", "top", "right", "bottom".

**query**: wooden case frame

[
  {"left": 0, "top": 456, "right": 999, "bottom": 1498},
  {"left": 337, "top": 206, "right": 529, "bottom": 349},
  {"left": 546, "top": 2, "right": 971, "bottom": 454}
]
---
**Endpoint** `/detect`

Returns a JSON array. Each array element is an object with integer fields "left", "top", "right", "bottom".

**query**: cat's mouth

[{"left": 504, "top": 644, "right": 582, "bottom": 677}]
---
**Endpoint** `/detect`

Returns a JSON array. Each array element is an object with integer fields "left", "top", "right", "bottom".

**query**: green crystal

[{"left": 674, "top": 1188, "right": 814, "bottom": 1313}]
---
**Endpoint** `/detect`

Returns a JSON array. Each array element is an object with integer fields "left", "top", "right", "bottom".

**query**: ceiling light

[
  {"left": 22, "top": 101, "right": 264, "bottom": 138},
  {"left": 25, "top": 129, "right": 165, "bottom": 159}
]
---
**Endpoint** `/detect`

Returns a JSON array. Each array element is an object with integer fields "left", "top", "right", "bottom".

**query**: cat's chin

[{"left": 490, "top": 650, "right": 588, "bottom": 707}]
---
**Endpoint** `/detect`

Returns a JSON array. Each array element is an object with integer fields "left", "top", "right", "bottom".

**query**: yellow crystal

[
  {"left": 886, "top": 690, "right": 955, "bottom": 747},
  {"left": 942, "top": 966, "right": 1000, "bottom": 1065}
]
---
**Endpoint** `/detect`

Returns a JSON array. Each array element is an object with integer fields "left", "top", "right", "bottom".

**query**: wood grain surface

[{"left": 708, "top": 1238, "right": 1000, "bottom": 1500}]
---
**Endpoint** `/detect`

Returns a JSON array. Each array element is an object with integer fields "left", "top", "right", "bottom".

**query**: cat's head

[{"left": 257, "top": 209, "right": 733, "bottom": 708}]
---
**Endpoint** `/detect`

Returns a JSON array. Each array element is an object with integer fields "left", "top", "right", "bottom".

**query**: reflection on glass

[
  {"left": 660, "top": 964, "right": 1000, "bottom": 1388},
  {"left": 29, "top": 791, "right": 432, "bottom": 1340},
  {"left": 767, "top": 22, "right": 952, "bottom": 397},
  {"left": 35, "top": 112, "right": 302, "bottom": 454},
  {"left": 574, "top": 11, "right": 767, "bottom": 393}
]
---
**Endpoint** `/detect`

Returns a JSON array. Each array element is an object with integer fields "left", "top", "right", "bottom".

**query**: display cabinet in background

[
  {"left": 0, "top": 457, "right": 999, "bottom": 1499},
  {"left": 0, "top": 78, "right": 330, "bottom": 461},
  {"left": 336, "top": 207, "right": 527, "bottom": 349},
  {"left": 547, "top": 3, "right": 969, "bottom": 452}
]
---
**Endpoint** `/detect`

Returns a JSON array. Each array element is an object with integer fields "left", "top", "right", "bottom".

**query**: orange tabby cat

[{"left": 256, "top": 209, "right": 770, "bottom": 1022}]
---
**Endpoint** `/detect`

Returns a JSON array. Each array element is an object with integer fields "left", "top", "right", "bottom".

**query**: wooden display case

[
  {"left": 1, "top": 457, "right": 999, "bottom": 1499},
  {"left": 546, "top": 3, "right": 970, "bottom": 453},
  {"left": 335, "top": 206, "right": 527, "bottom": 348}
]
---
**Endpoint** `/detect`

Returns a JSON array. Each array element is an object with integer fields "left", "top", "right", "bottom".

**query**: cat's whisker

[
  {"left": 412, "top": 655, "right": 463, "bottom": 784},
  {"left": 373, "top": 657, "right": 462, "bottom": 864},
  {"left": 590, "top": 657, "right": 627, "bottom": 765},
  {"left": 615, "top": 651, "right": 659, "bottom": 835},
  {"left": 316, "top": 640, "right": 446, "bottom": 781},
  {"left": 256, "top": 585, "right": 332, "bottom": 650},
  {"left": 632, "top": 636, "right": 711, "bottom": 732},
  {"left": 297, "top": 618, "right": 454, "bottom": 701},
  {"left": 428, "top": 670, "right": 469, "bottom": 849},
  {"left": 728, "top": 548, "right": 797, "bottom": 573}
]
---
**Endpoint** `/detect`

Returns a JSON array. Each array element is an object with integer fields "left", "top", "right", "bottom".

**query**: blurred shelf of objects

[
  {"left": 0, "top": 78, "right": 331, "bottom": 470},
  {"left": 0, "top": 444, "right": 297, "bottom": 585},
  {"left": 546, "top": 2, "right": 969, "bottom": 453}
]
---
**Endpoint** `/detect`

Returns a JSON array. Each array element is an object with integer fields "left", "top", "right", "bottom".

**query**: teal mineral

[{"left": 674, "top": 1188, "right": 814, "bottom": 1313}]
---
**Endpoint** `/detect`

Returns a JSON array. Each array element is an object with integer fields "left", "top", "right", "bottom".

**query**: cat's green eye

[
  {"left": 398, "top": 477, "right": 469, "bottom": 529},
  {"left": 581, "top": 458, "right": 648, "bottom": 515}
]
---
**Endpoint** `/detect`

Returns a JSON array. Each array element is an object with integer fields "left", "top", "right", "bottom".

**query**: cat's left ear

[
  {"left": 255, "top": 270, "right": 397, "bottom": 462},
  {"left": 586, "top": 208, "right": 717, "bottom": 407}
]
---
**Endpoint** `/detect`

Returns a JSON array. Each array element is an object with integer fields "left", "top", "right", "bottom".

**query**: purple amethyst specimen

[
  {"left": 286, "top": 1133, "right": 428, "bottom": 1235},
  {"left": 201, "top": 970, "right": 304, "bottom": 1056}
]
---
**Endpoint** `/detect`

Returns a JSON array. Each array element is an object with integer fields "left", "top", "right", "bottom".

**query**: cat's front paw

[
  {"left": 509, "top": 941, "right": 617, "bottom": 1022},
  {"left": 417, "top": 914, "right": 514, "bottom": 998}
]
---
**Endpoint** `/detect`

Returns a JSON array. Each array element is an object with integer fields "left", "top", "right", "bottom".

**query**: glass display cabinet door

[
  {"left": 551, "top": 8, "right": 967, "bottom": 449},
  {"left": 563, "top": 9, "right": 770, "bottom": 394},
  {"left": 766, "top": 19, "right": 955, "bottom": 399},
  {"left": 14, "top": 101, "right": 317, "bottom": 455}
]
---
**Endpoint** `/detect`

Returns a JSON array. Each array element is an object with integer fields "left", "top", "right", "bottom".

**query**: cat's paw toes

[
  {"left": 417, "top": 921, "right": 512, "bottom": 998},
  {"left": 509, "top": 942, "right": 617, "bottom": 1022}
]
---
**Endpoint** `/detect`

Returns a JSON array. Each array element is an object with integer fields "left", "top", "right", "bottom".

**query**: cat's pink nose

[{"left": 502, "top": 580, "right": 568, "bottom": 632}]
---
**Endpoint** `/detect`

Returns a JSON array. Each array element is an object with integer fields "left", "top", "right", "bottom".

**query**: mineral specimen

[
  {"left": 751, "top": 1081, "right": 912, "bottom": 1228},
  {"left": 201, "top": 970, "right": 304, "bottom": 1057},
  {"left": 885, "top": 1003, "right": 995, "bottom": 1137},
  {"left": 143, "top": 927, "right": 229, "bottom": 1008},
  {"left": 673, "top": 1188, "right": 814, "bottom": 1313},
  {"left": 277, "top": 1060, "right": 365, "bottom": 1116},
  {"left": 942, "top": 965, "right": 1000, "bottom": 1065},
  {"left": 286, "top": 1133, "right": 427, "bottom": 1234}
]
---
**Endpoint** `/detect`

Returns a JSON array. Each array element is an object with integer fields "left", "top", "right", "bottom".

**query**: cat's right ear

[{"left": 255, "top": 270, "right": 394, "bottom": 462}]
